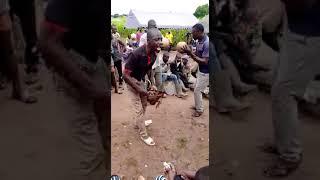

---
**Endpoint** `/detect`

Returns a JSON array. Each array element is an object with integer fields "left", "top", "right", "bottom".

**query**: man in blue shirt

[{"left": 182, "top": 23, "right": 209, "bottom": 117}]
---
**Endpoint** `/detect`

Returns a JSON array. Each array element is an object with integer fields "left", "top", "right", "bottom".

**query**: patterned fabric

[
  {"left": 111, "top": 175, "right": 121, "bottom": 180},
  {"left": 155, "top": 175, "right": 166, "bottom": 180}
]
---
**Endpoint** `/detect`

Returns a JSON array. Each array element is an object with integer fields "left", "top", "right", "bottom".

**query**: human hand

[
  {"left": 181, "top": 45, "right": 192, "bottom": 55},
  {"left": 150, "top": 85, "right": 157, "bottom": 91},
  {"left": 164, "top": 163, "right": 177, "bottom": 179}
]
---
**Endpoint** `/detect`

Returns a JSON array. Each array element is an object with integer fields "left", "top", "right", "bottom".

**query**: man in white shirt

[{"left": 139, "top": 19, "right": 157, "bottom": 47}]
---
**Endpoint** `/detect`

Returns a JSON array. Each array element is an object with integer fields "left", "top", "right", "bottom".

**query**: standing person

[
  {"left": 136, "top": 28, "right": 143, "bottom": 43},
  {"left": 181, "top": 23, "right": 209, "bottom": 117},
  {"left": 9, "top": 0, "right": 40, "bottom": 84},
  {"left": 39, "top": 0, "right": 109, "bottom": 177},
  {"left": 111, "top": 38, "right": 121, "bottom": 94},
  {"left": 111, "top": 25, "right": 125, "bottom": 89},
  {"left": 165, "top": 31, "right": 173, "bottom": 45},
  {"left": 123, "top": 28, "right": 162, "bottom": 146},
  {"left": 139, "top": 19, "right": 157, "bottom": 47},
  {"left": 261, "top": 0, "right": 320, "bottom": 177},
  {"left": 0, "top": 0, "right": 37, "bottom": 103}
]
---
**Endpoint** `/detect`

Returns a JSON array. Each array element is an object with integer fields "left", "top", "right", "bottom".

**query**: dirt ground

[
  {"left": 210, "top": 39, "right": 320, "bottom": 180},
  {"left": 0, "top": 67, "right": 107, "bottom": 180},
  {"left": 210, "top": 37, "right": 320, "bottom": 179},
  {"left": 211, "top": 89, "right": 320, "bottom": 180},
  {"left": 111, "top": 86, "right": 209, "bottom": 179}
]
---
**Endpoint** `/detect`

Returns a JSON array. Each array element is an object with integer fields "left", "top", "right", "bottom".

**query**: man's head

[
  {"left": 147, "top": 19, "right": 157, "bottom": 29},
  {"left": 147, "top": 28, "right": 162, "bottom": 52},
  {"left": 182, "top": 55, "right": 189, "bottom": 65},
  {"left": 111, "top": 25, "right": 117, "bottom": 34},
  {"left": 176, "top": 53, "right": 182, "bottom": 62},
  {"left": 192, "top": 23, "right": 205, "bottom": 40},
  {"left": 163, "top": 51, "right": 170, "bottom": 63}
]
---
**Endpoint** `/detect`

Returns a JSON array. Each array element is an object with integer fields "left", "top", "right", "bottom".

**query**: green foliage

[
  {"left": 111, "top": 16, "right": 190, "bottom": 46},
  {"left": 161, "top": 29, "right": 189, "bottom": 46},
  {"left": 113, "top": 14, "right": 120, "bottom": 18},
  {"left": 193, "top": 4, "right": 209, "bottom": 19}
]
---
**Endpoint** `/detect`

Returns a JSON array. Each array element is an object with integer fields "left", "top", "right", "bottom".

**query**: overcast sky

[{"left": 111, "top": 0, "right": 209, "bottom": 15}]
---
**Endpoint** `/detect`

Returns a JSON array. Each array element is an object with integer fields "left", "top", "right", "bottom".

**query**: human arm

[
  {"left": 181, "top": 43, "right": 209, "bottom": 65},
  {"left": 39, "top": 1, "right": 107, "bottom": 100},
  {"left": 122, "top": 53, "right": 148, "bottom": 96}
]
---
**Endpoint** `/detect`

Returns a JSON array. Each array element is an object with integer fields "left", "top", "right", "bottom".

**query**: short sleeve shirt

[
  {"left": 44, "top": 0, "right": 107, "bottom": 63},
  {"left": 139, "top": 33, "right": 147, "bottom": 47},
  {"left": 125, "top": 45, "right": 157, "bottom": 81},
  {"left": 196, "top": 35, "right": 210, "bottom": 74}
]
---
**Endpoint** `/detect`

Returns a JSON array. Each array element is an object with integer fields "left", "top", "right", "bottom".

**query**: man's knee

[{"left": 170, "top": 74, "right": 178, "bottom": 81}]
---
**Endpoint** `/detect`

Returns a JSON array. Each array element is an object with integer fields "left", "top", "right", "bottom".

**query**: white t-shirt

[
  {"left": 139, "top": 33, "right": 147, "bottom": 47},
  {"left": 139, "top": 32, "right": 164, "bottom": 47}
]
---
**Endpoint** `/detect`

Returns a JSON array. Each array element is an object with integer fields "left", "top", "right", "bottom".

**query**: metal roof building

[{"left": 125, "top": 10, "right": 199, "bottom": 29}]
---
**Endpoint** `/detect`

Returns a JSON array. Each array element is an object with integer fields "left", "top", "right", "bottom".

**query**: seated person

[
  {"left": 170, "top": 53, "right": 190, "bottom": 92},
  {"left": 153, "top": 51, "right": 187, "bottom": 98}
]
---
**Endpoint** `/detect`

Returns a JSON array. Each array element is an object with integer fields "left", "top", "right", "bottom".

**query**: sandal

[
  {"left": 12, "top": 94, "right": 38, "bottom": 104},
  {"left": 22, "top": 96, "right": 38, "bottom": 104},
  {"left": 193, "top": 111, "right": 203, "bottom": 117},
  {"left": 263, "top": 158, "right": 301, "bottom": 177},
  {"left": 140, "top": 131, "right": 155, "bottom": 146},
  {"left": 258, "top": 142, "right": 279, "bottom": 155},
  {"left": 144, "top": 120, "right": 152, "bottom": 127}
]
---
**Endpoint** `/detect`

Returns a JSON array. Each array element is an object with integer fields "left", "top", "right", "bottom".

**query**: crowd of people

[
  {"left": 111, "top": 20, "right": 209, "bottom": 146},
  {"left": 1, "top": 0, "right": 319, "bottom": 179},
  {"left": 111, "top": 19, "right": 209, "bottom": 179},
  {"left": 212, "top": 0, "right": 320, "bottom": 178}
]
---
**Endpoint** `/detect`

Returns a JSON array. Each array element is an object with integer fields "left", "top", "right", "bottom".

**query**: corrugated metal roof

[{"left": 125, "top": 10, "right": 199, "bottom": 29}]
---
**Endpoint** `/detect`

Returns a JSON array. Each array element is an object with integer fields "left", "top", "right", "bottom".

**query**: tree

[
  {"left": 193, "top": 4, "right": 209, "bottom": 19},
  {"left": 113, "top": 14, "right": 120, "bottom": 18}
]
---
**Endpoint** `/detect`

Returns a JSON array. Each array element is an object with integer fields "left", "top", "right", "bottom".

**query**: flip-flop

[
  {"left": 144, "top": 119, "right": 152, "bottom": 127},
  {"left": 141, "top": 136, "right": 155, "bottom": 146},
  {"left": 263, "top": 158, "right": 301, "bottom": 178},
  {"left": 21, "top": 96, "right": 38, "bottom": 104},
  {"left": 13, "top": 95, "right": 38, "bottom": 104},
  {"left": 140, "top": 132, "right": 155, "bottom": 146},
  {"left": 192, "top": 111, "right": 203, "bottom": 117}
]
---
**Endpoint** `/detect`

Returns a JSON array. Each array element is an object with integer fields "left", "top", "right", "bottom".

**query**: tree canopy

[{"left": 193, "top": 4, "right": 209, "bottom": 19}]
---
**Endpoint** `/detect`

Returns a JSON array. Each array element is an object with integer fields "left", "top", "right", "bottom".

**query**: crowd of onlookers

[{"left": 111, "top": 25, "right": 208, "bottom": 100}]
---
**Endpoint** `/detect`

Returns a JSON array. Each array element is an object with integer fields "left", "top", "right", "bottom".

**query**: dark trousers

[
  {"left": 9, "top": 0, "right": 39, "bottom": 73},
  {"left": 114, "top": 60, "right": 123, "bottom": 84}
]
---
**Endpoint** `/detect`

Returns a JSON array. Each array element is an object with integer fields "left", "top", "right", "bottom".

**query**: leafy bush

[{"left": 111, "top": 16, "right": 190, "bottom": 46}]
